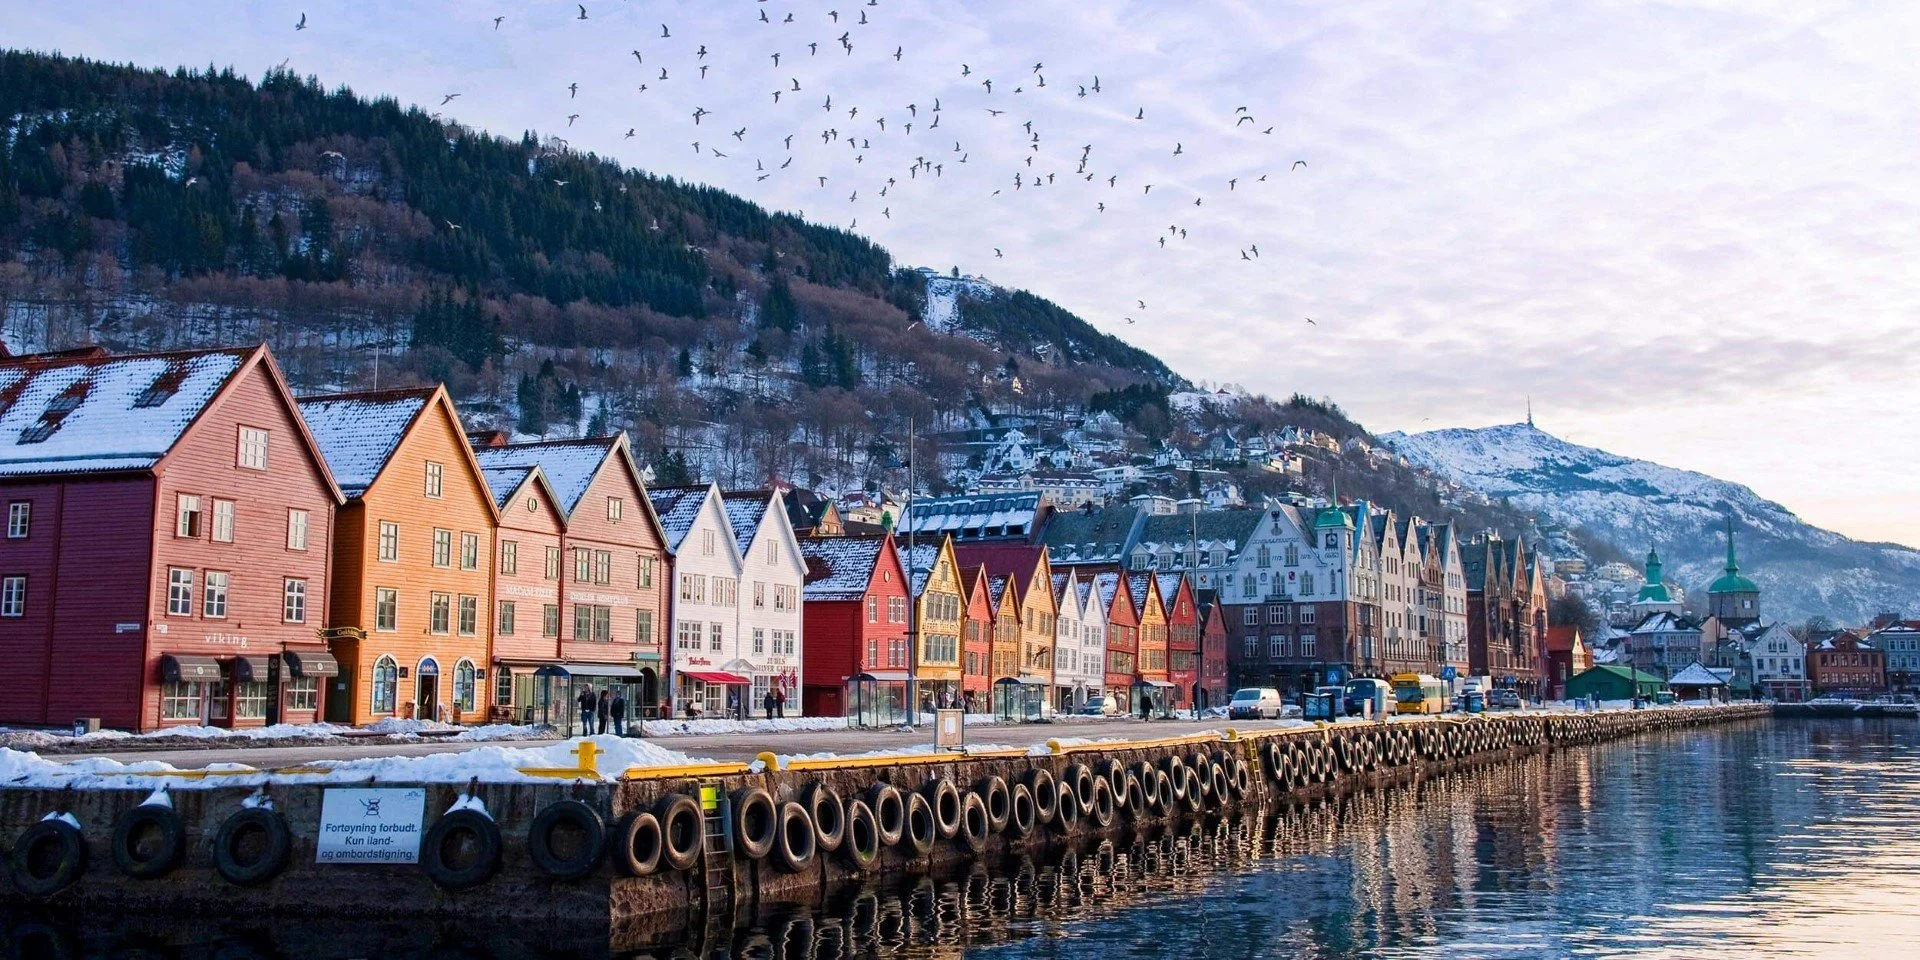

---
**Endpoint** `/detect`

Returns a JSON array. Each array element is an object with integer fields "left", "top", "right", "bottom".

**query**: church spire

[
  {"left": 1724, "top": 514, "right": 1739, "bottom": 574},
  {"left": 1526, "top": 395, "right": 1534, "bottom": 427}
]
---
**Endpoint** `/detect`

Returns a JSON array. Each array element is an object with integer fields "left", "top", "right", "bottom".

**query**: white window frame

[
  {"left": 167, "top": 568, "right": 194, "bottom": 616},
  {"left": 378, "top": 521, "right": 400, "bottom": 562},
  {"left": 0, "top": 575, "right": 25, "bottom": 617},
  {"left": 237, "top": 426, "right": 270, "bottom": 470},
  {"left": 176, "top": 495, "right": 202, "bottom": 538},
  {"left": 287, "top": 509, "right": 309, "bottom": 550},
  {"left": 374, "top": 587, "right": 398, "bottom": 631},
  {"left": 283, "top": 578, "right": 308, "bottom": 623},
  {"left": 424, "top": 461, "right": 445, "bottom": 498},
  {"left": 6, "top": 502, "right": 29, "bottom": 539},
  {"left": 211, "top": 498, "right": 235, "bottom": 543},
  {"left": 203, "top": 570, "right": 230, "bottom": 618}
]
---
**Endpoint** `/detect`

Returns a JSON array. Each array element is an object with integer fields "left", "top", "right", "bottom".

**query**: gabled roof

[
  {"left": 1631, "top": 611, "right": 1700, "bottom": 635},
  {"left": 1127, "top": 573, "right": 1160, "bottom": 618},
  {"left": 954, "top": 543, "right": 1046, "bottom": 593},
  {"left": 799, "top": 534, "right": 893, "bottom": 602},
  {"left": 987, "top": 574, "right": 1013, "bottom": 616},
  {"left": 1133, "top": 509, "right": 1264, "bottom": 559},
  {"left": 0, "top": 347, "right": 247, "bottom": 478},
  {"left": 1544, "top": 625, "right": 1584, "bottom": 653},
  {"left": 1667, "top": 662, "right": 1730, "bottom": 686},
  {"left": 471, "top": 435, "right": 618, "bottom": 514},
  {"left": 1041, "top": 504, "right": 1143, "bottom": 566},
  {"left": 899, "top": 540, "right": 946, "bottom": 597},
  {"left": 719, "top": 489, "right": 782, "bottom": 557},
  {"left": 1156, "top": 573, "right": 1192, "bottom": 617},
  {"left": 960, "top": 565, "right": 992, "bottom": 611},
  {"left": 647, "top": 483, "right": 721, "bottom": 553},
  {"left": 297, "top": 387, "right": 434, "bottom": 498}
]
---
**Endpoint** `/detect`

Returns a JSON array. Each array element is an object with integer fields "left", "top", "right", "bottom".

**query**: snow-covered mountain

[{"left": 1381, "top": 422, "right": 1920, "bottom": 626}]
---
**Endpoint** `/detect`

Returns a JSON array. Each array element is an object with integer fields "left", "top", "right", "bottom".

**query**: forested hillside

[{"left": 0, "top": 50, "right": 1532, "bottom": 540}]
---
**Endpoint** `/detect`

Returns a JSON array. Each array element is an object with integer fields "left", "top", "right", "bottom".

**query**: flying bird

[
  {"left": 567, "top": 114, "right": 579, "bottom": 126},
  {"left": 1173, "top": 143, "right": 1183, "bottom": 155},
  {"left": 1125, "top": 317, "right": 1136, "bottom": 324},
  {"left": 661, "top": 23, "right": 671, "bottom": 37},
  {"left": 994, "top": 247, "right": 1003, "bottom": 257},
  {"left": 568, "top": 82, "right": 578, "bottom": 98},
  {"left": 697, "top": 45, "right": 708, "bottom": 59},
  {"left": 625, "top": 128, "right": 636, "bottom": 138},
  {"left": 1250, "top": 244, "right": 1260, "bottom": 257},
  {"left": 1134, "top": 108, "right": 1144, "bottom": 120},
  {"left": 552, "top": 179, "right": 569, "bottom": 186},
  {"left": 295, "top": 12, "right": 306, "bottom": 30},
  {"left": 894, "top": 46, "right": 903, "bottom": 61},
  {"left": 732, "top": 127, "right": 747, "bottom": 141},
  {"left": 576, "top": 4, "right": 588, "bottom": 20},
  {"left": 692, "top": 107, "right": 709, "bottom": 124},
  {"left": 631, "top": 50, "right": 643, "bottom": 64},
  {"left": 441, "top": 93, "right": 460, "bottom": 105},
  {"left": 1292, "top": 160, "right": 1307, "bottom": 169},
  {"left": 493, "top": 16, "right": 504, "bottom": 29},
  {"left": 445, "top": 219, "right": 460, "bottom": 230},
  {"left": 1305, "top": 318, "right": 1316, "bottom": 325},
  {"left": 961, "top": 64, "right": 971, "bottom": 76},
  {"left": 659, "top": 68, "right": 669, "bottom": 80}
]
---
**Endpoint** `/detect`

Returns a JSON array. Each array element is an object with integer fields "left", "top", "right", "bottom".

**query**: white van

[{"left": 1228, "top": 687, "right": 1286, "bottom": 720}]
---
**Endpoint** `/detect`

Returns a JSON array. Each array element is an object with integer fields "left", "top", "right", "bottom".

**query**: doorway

[{"left": 416, "top": 658, "right": 440, "bottom": 721}]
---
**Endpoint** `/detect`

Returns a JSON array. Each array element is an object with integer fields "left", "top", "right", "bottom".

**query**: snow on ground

[
  {"left": 1, "top": 736, "right": 703, "bottom": 790},
  {"left": 641, "top": 716, "right": 850, "bottom": 737},
  {"left": 0, "top": 719, "right": 550, "bottom": 751}
]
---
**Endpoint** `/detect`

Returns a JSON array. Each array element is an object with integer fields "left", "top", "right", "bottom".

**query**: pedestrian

[
  {"left": 597, "top": 688, "right": 611, "bottom": 735},
  {"left": 763, "top": 687, "right": 777, "bottom": 720},
  {"left": 576, "top": 684, "right": 597, "bottom": 736},
  {"left": 610, "top": 688, "right": 628, "bottom": 737},
  {"left": 774, "top": 687, "right": 787, "bottom": 718},
  {"left": 684, "top": 697, "right": 699, "bottom": 719}
]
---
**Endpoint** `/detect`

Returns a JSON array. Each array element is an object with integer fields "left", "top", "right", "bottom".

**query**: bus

[{"left": 1392, "top": 673, "right": 1450, "bottom": 715}]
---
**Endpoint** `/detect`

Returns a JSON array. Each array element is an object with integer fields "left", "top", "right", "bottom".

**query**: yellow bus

[{"left": 1392, "top": 673, "right": 1450, "bottom": 715}]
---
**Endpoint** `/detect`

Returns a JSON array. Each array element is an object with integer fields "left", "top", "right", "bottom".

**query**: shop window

[
  {"left": 371, "top": 656, "right": 398, "bottom": 714},
  {"left": 454, "top": 659, "right": 477, "bottom": 712},
  {"left": 161, "top": 681, "right": 202, "bottom": 721},
  {"left": 285, "top": 677, "right": 318, "bottom": 712},
  {"left": 235, "top": 681, "right": 270, "bottom": 719}
]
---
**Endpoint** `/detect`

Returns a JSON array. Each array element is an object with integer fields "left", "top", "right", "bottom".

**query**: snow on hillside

[
  {"left": 1382, "top": 422, "right": 1920, "bottom": 625},
  {"left": 919, "top": 269, "right": 997, "bottom": 334}
]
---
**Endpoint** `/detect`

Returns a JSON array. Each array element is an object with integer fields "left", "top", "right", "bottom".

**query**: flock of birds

[{"left": 287, "top": 2, "right": 1324, "bottom": 333}]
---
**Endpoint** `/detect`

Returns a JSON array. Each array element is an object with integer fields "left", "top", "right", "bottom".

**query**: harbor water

[{"left": 6, "top": 717, "right": 1915, "bottom": 958}]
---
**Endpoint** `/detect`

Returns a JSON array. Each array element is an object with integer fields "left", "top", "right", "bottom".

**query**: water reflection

[{"left": 8, "top": 719, "right": 1917, "bottom": 958}]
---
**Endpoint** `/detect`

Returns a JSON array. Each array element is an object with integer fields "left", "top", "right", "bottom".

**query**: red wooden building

[
  {"left": 0, "top": 346, "right": 341, "bottom": 732},
  {"left": 797, "top": 534, "right": 909, "bottom": 718},
  {"left": 1160, "top": 573, "right": 1200, "bottom": 711},
  {"left": 959, "top": 565, "right": 994, "bottom": 710},
  {"left": 1198, "top": 590, "right": 1231, "bottom": 711},
  {"left": 1095, "top": 572, "right": 1139, "bottom": 709}
]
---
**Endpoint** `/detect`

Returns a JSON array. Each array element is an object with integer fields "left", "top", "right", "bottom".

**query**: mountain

[
  {"left": 0, "top": 51, "right": 1533, "bottom": 539},
  {"left": 1382, "top": 422, "right": 1920, "bottom": 625}
]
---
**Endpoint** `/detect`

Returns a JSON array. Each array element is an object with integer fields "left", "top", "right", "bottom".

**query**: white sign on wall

[{"left": 316, "top": 787, "right": 426, "bottom": 864}]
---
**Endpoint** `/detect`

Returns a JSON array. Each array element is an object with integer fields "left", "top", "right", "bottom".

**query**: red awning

[{"left": 681, "top": 671, "right": 752, "bottom": 685}]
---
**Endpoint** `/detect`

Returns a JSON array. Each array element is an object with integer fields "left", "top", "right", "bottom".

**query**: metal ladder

[{"left": 695, "top": 783, "right": 736, "bottom": 958}]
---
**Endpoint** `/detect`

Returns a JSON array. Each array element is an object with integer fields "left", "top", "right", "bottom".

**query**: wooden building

[
  {"left": 1095, "top": 572, "right": 1140, "bottom": 711},
  {"left": 1159, "top": 572, "right": 1199, "bottom": 711},
  {"left": 474, "top": 434, "right": 671, "bottom": 728},
  {"left": 1197, "top": 591, "right": 1231, "bottom": 710},
  {"left": 958, "top": 565, "right": 994, "bottom": 710},
  {"left": 0, "top": 346, "right": 341, "bottom": 732},
  {"left": 1808, "top": 631, "right": 1887, "bottom": 697},
  {"left": 797, "top": 534, "right": 909, "bottom": 720},
  {"left": 903, "top": 536, "right": 965, "bottom": 708},
  {"left": 1129, "top": 573, "right": 1172, "bottom": 715},
  {"left": 299, "top": 387, "right": 497, "bottom": 726}
]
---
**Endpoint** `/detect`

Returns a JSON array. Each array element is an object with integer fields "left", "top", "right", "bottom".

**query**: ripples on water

[{"left": 7, "top": 719, "right": 1916, "bottom": 958}]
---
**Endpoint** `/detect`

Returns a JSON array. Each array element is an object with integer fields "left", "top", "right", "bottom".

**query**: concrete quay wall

[{"left": 1, "top": 706, "right": 1767, "bottom": 934}]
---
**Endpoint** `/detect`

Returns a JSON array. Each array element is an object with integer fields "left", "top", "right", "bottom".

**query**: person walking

[
  {"left": 596, "top": 688, "right": 612, "bottom": 734},
  {"left": 762, "top": 687, "right": 777, "bottom": 720},
  {"left": 609, "top": 688, "right": 628, "bottom": 737},
  {"left": 774, "top": 686, "right": 787, "bottom": 719},
  {"left": 576, "top": 685, "right": 597, "bottom": 736}
]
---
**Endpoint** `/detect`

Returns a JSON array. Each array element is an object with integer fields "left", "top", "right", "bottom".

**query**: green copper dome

[{"left": 1708, "top": 518, "right": 1759, "bottom": 596}]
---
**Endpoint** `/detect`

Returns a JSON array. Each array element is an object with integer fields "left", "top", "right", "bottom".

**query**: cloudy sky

[{"left": 14, "top": 1, "right": 1920, "bottom": 547}]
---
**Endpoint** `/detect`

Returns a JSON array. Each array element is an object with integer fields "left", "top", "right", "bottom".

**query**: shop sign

[{"left": 316, "top": 788, "right": 426, "bottom": 864}]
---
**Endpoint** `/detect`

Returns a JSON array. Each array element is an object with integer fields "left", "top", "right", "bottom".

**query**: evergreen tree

[{"left": 761, "top": 276, "right": 797, "bottom": 331}]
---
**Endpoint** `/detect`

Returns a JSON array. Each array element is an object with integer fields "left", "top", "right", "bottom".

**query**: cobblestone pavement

[{"left": 46, "top": 716, "right": 1307, "bottom": 769}]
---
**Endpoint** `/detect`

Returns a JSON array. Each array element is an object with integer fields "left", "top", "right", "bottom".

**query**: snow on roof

[
  {"left": 647, "top": 487, "right": 708, "bottom": 550},
  {"left": 0, "top": 349, "right": 246, "bottom": 478},
  {"left": 297, "top": 389, "right": 432, "bottom": 497},
  {"left": 1667, "top": 662, "right": 1728, "bottom": 686},
  {"left": 480, "top": 465, "right": 535, "bottom": 509},
  {"left": 720, "top": 491, "right": 774, "bottom": 556},
  {"left": 897, "top": 491, "right": 1041, "bottom": 538},
  {"left": 1094, "top": 572, "right": 1123, "bottom": 610},
  {"left": 471, "top": 437, "right": 614, "bottom": 514},
  {"left": 899, "top": 542, "right": 943, "bottom": 596},
  {"left": 1127, "top": 573, "right": 1156, "bottom": 616},
  {"left": 1156, "top": 573, "right": 1187, "bottom": 609},
  {"left": 799, "top": 536, "right": 887, "bottom": 601}
]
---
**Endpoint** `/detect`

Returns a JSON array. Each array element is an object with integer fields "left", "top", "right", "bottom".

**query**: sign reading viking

[{"left": 316, "top": 787, "right": 427, "bottom": 864}]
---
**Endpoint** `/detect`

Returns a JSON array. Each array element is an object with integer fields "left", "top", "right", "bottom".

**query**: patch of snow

[{"left": 641, "top": 716, "right": 849, "bottom": 737}]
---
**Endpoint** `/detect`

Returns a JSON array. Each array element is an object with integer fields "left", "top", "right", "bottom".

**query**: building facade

[
  {"left": 798, "top": 534, "right": 909, "bottom": 719},
  {"left": 719, "top": 490, "right": 809, "bottom": 714},
  {"left": 903, "top": 537, "right": 965, "bottom": 708},
  {"left": 0, "top": 346, "right": 341, "bottom": 732},
  {"left": 648, "top": 484, "right": 748, "bottom": 717}
]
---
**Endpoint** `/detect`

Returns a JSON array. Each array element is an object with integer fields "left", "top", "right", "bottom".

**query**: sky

[{"left": 12, "top": 1, "right": 1920, "bottom": 548}]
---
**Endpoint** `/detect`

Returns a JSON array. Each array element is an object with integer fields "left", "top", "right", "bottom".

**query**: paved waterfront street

[{"left": 47, "top": 716, "right": 1297, "bottom": 771}]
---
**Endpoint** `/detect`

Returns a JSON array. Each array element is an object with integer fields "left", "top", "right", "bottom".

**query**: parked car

[
  {"left": 1079, "top": 695, "right": 1120, "bottom": 717},
  {"left": 1488, "top": 689, "right": 1522, "bottom": 710},
  {"left": 1228, "top": 687, "right": 1287, "bottom": 720}
]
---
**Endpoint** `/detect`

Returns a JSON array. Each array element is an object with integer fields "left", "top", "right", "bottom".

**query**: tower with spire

[
  {"left": 1629, "top": 546, "right": 1683, "bottom": 618},
  {"left": 1707, "top": 515, "right": 1761, "bottom": 627}
]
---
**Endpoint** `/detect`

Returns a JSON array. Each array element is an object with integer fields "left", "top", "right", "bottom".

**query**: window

[
  {"left": 868, "top": 596, "right": 880, "bottom": 623},
  {"left": 1300, "top": 607, "right": 1316, "bottom": 625},
  {"left": 457, "top": 595, "right": 478, "bottom": 635},
  {"left": 6, "top": 502, "right": 29, "bottom": 539},
  {"left": 574, "top": 548, "right": 592, "bottom": 582},
  {"left": 161, "top": 681, "right": 201, "bottom": 720},
  {"left": 680, "top": 573, "right": 707, "bottom": 603},
  {"left": 203, "top": 571, "right": 230, "bottom": 618},
  {"left": 0, "top": 576, "right": 24, "bottom": 617},
  {"left": 454, "top": 660, "right": 477, "bottom": 712},
  {"left": 433, "top": 529, "right": 452, "bottom": 567},
  {"left": 709, "top": 622, "right": 724, "bottom": 651},
  {"left": 714, "top": 577, "right": 736, "bottom": 606},
  {"left": 378, "top": 522, "right": 400, "bottom": 562},
  {"left": 753, "top": 627, "right": 766, "bottom": 654},
  {"left": 636, "top": 609, "right": 654, "bottom": 645},
  {"left": 461, "top": 533, "right": 480, "bottom": 571},
  {"left": 1243, "top": 635, "right": 1258, "bottom": 658},
  {"left": 890, "top": 597, "right": 907, "bottom": 623},
  {"left": 1300, "top": 573, "right": 1315, "bottom": 596},
  {"left": 495, "top": 668, "right": 514, "bottom": 708},
  {"left": 754, "top": 582, "right": 766, "bottom": 608},
  {"left": 542, "top": 604, "right": 560, "bottom": 638},
  {"left": 235, "top": 681, "right": 270, "bottom": 719},
  {"left": 352, "top": 591, "right": 390, "bottom": 639},
  {"left": 639, "top": 555, "right": 655, "bottom": 588},
  {"left": 774, "top": 584, "right": 795, "bottom": 611},
  {"left": 595, "top": 550, "right": 612, "bottom": 585},
  {"left": 766, "top": 538, "right": 778, "bottom": 565},
  {"left": 371, "top": 656, "right": 398, "bottom": 714},
  {"left": 283, "top": 578, "right": 308, "bottom": 623},
  {"left": 1257, "top": 545, "right": 1271, "bottom": 568},
  {"left": 775, "top": 629, "right": 796, "bottom": 655},
  {"left": 608, "top": 497, "right": 624, "bottom": 521},
  {"left": 285, "top": 676, "right": 318, "bottom": 712},
  {"left": 500, "top": 540, "right": 518, "bottom": 575},
  {"left": 1243, "top": 575, "right": 1257, "bottom": 599},
  {"left": 1269, "top": 605, "right": 1288, "bottom": 625},
  {"left": 544, "top": 547, "right": 561, "bottom": 580},
  {"left": 677, "top": 620, "right": 702, "bottom": 651},
  {"left": 1270, "top": 635, "right": 1289, "bottom": 658},
  {"left": 287, "top": 509, "right": 309, "bottom": 550},
  {"left": 176, "top": 495, "right": 202, "bottom": 538},
  {"left": 498, "top": 600, "right": 517, "bottom": 635},
  {"left": 1300, "top": 633, "right": 1317, "bottom": 657},
  {"left": 702, "top": 529, "right": 716, "bottom": 556},
  {"left": 167, "top": 568, "right": 194, "bottom": 616},
  {"left": 238, "top": 426, "right": 270, "bottom": 470},
  {"left": 575, "top": 604, "right": 612, "bottom": 642},
  {"left": 424, "top": 461, "right": 444, "bottom": 498},
  {"left": 430, "top": 592, "right": 451, "bottom": 634},
  {"left": 207, "top": 498, "right": 235, "bottom": 543}
]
